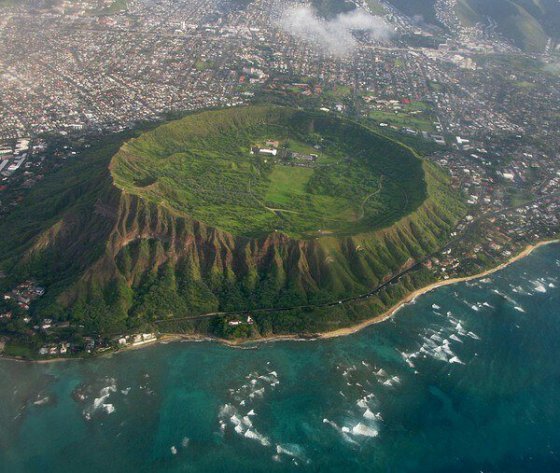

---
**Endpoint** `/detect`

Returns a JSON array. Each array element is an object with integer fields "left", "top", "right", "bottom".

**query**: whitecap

[
  {"left": 276, "top": 443, "right": 308, "bottom": 462},
  {"left": 219, "top": 403, "right": 235, "bottom": 418},
  {"left": 455, "top": 323, "right": 467, "bottom": 335},
  {"left": 449, "top": 356, "right": 464, "bottom": 365},
  {"left": 430, "top": 333, "right": 444, "bottom": 343},
  {"left": 449, "top": 334, "right": 463, "bottom": 343},
  {"left": 431, "top": 347, "right": 448, "bottom": 362},
  {"left": 356, "top": 398, "right": 368, "bottom": 409},
  {"left": 93, "top": 383, "right": 117, "bottom": 411},
  {"left": 244, "top": 429, "right": 271, "bottom": 446},
  {"left": 249, "top": 388, "right": 265, "bottom": 399},
  {"left": 170, "top": 446, "right": 177, "bottom": 455},
  {"left": 352, "top": 422, "right": 378, "bottom": 437},
  {"left": 514, "top": 306, "right": 526, "bottom": 313},
  {"left": 33, "top": 396, "right": 50, "bottom": 406}
]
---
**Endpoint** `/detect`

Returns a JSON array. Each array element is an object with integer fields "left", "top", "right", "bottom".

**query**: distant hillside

[
  {"left": 383, "top": 0, "right": 559, "bottom": 51},
  {"left": 457, "top": 0, "right": 560, "bottom": 51}
]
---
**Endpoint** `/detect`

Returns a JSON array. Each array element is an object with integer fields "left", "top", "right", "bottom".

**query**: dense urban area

[{"left": 0, "top": 0, "right": 559, "bottom": 358}]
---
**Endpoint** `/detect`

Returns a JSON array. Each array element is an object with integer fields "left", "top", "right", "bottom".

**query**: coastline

[
  {"left": 2, "top": 239, "right": 558, "bottom": 362},
  {"left": 158, "top": 238, "right": 560, "bottom": 347},
  {"left": 314, "top": 238, "right": 559, "bottom": 340}
]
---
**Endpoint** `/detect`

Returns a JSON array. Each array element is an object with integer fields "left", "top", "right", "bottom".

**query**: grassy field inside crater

[{"left": 111, "top": 105, "right": 427, "bottom": 238}]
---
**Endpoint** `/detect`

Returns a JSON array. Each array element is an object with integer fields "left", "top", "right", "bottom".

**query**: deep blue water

[{"left": 1, "top": 244, "right": 560, "bottom": 473}]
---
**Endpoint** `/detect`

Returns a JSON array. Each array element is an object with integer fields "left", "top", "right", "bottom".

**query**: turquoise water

[{"left": 1, "top": 244, "right": 560, "bottom": 473}]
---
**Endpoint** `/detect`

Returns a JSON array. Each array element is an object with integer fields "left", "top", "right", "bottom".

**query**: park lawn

[
  {"left": 265, "top": 165, "right": 313, "bottom": 207},
  {"left": 369, "top": 110, "right": 436, "bottom": 132}
]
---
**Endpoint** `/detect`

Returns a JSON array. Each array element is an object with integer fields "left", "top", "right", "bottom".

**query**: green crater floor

[{"left": 111, "top": 106, "right": 427, "bottom": 239}]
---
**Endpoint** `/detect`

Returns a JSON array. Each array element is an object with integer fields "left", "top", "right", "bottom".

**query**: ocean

[{"left": 1, "top": 243, "right": 560, "bottom": 473}]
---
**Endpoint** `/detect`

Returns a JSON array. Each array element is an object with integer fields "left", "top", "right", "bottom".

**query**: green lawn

[
  {"left": 266, "top": 166, "right": 312, "bottom": 205},
  {"left": 369, "top": 109, "right": 436, "bottom": 132}
]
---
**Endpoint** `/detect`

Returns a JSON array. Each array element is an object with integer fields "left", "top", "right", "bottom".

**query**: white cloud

[{"left": 279, "top": 5, "right": 393, "bottom": 56}]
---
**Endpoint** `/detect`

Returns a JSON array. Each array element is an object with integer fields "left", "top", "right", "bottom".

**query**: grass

[
  {"left": 369, "top": 110, "right": 436, "bottom": 132},
  {"left": 266, "top": 166, "right": 312, "bottom": 205},
  {"left": 325, "top": 85, "right": 352, "bottom": 99},
  {"left": 112, "top": 106, "right": 427, "bottom": 239}
]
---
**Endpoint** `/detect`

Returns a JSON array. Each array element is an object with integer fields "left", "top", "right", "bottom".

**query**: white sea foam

[
  {"left": 430, "top": 333, "right": 444, "bottom": 343},
  {"left": 514, "top": 306, "right": 526, "bottom": 313},
  {"left": 432, "top": 304, "right": 441, "bottom": 310},
  {"left": 357, "top": 398, "right": 368, "bottom": 409},
  {"left": 449, "top": 334, "right": 463, "bottom": 343},
  {"left": 93, "top": 383, "right": 117, "bottom": 411},
  {"left": 276, "top": 443, "right": 308, "bottom": 463},
  {"left": 401, "top": 352, "right": 416, "bottom": 368},
  {"left": 352, "top": 422, "right": 378, "bottom": 437},
  {"left": 219, "top": 403, "right": 235, "bottom": 417},
  {"left": 170, "top": 446, "right": 177, "bottom": 455},
  {"left": 534, "top": 283, "right": 547, "bottom": 293},
  {"left": 244, "top": 429, "right": 271, "bottom": 446},
  {"left": 181, "top": 437, "right": 190, "bottom": 448},
  {"left": 249, "top": 388, "right": 265, "bottom": 399},
  {"left": 449, "top": 356, "right": 464, "bottom": 365},
  {"left": 33, "top": 396, "right": 50, "bottom": 406}
]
